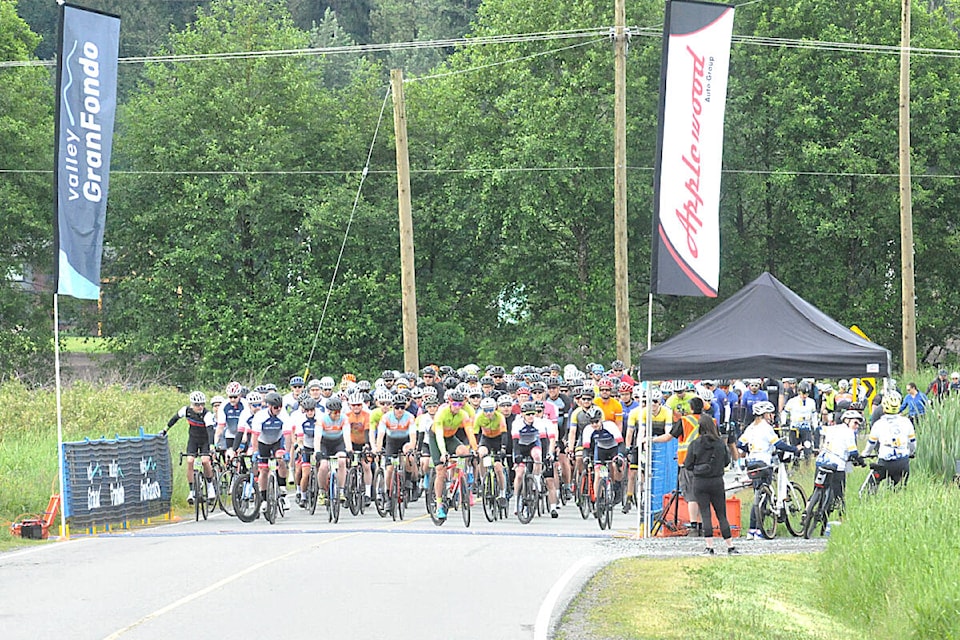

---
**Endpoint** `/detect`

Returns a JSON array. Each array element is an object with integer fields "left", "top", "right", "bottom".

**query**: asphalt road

[{"left": 1, "top": 490, "right": 640, "bottom": 640}]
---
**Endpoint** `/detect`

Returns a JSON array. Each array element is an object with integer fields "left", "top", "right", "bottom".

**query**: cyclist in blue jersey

[
  {"left": 249, "top": 392, "right": 294, "bottom": 510},
  {"left": 215, "top": 381, "right": 247, "bottom": 455},
  {"left": 293, "top": 397, "right": 319, "bottom": 507}
]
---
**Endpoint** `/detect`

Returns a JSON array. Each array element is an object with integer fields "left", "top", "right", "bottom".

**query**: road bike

[
  {"left": 858, "top": 454, "right": 912, "bottom": 499},
  {"left": 180, "top": 452, "right": 214, "bottom": 521},
  {"left": 261, "top": 455, "right": 287, "bottom": 525},
  {"left": 231, "top": 454, "right": 261, "bottom": 523},
  {"left": 344, "top": 450, "right": 368, "bottom": 516},
  {"left": 427, "top": 453, "right": 474, "bottom": 527},
  {"left": 515, "top": 455, "right": 546, "bottom": 525},
  {"left": 802, "top": 461, "right": 855, "bottom": 538},
  {"left": 480, "top": 451, "right": 508, "bottom": 522},
  {"left": 303, "top": 456, "right": 319, "bottom": 515},
  {"left": 324, "top": 455, "right": 343, "bottom": 524},
  {"left": 211, "top": 449, "right": 235, "bottom": 517},
  {"left": 384, "top": 449, "right": 408, "bottom": 521},
  {"left": 594, "top": 458, "right": 617, "bottom": 531},
  {"left": 748, "top": 451, "right": 807, "bottom": 539},
  {"left": 574, "top": 450, "right": 596, "bottom": 520}
]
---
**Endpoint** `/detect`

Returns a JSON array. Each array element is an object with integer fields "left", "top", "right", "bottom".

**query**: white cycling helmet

[
  {"left": 189, "top": 391, "right": 206, "bottom": 405},
  {"left": 752, "top": 400, "right": 776, "bottom": 416},
  {"left": 480, "top": 397, "right": 497, "bottom": 410},
  {"left": 319, "top": 376, "right": 336, "bottom": 390},
  {"left": 246, "top": 391, "right": 262, "bottom": 405}
]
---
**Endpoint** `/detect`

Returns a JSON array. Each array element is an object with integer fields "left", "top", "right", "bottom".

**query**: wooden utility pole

[
  {"left": 391, "top": 69, "right": 420, "bottom": 374},
  {"left": 899, "top": 0, "right": 917, "bottom": 375},
  {"left": 613, "top": 0, "right": 631, "bottom": 366}
]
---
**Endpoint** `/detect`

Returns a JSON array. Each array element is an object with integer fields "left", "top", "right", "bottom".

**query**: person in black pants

[{"left": 684, "top": 413, "right": 739, "bottom": 555}]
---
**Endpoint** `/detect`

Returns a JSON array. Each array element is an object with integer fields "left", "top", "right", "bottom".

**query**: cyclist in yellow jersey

[
  {"left": 623, "top": 387, "right": 672, "bottom": 513},
  {"left": 475, "top": 397, "right": 509, "bottom": 505},
  {"left": 666, "top": 381, "right": 694, "bottom": 415},
  {"left": 429, "top": 391, "right": 477, "bottom": 519}
]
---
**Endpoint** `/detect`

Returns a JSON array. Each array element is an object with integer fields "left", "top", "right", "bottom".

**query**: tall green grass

[
  {"left": 0, "top": 382, "right": 186, "bottom": 528},
  {"left": 819, "top": 474, "right": 960, "bottom": 638},
  {"left": 912, "top": 397, "right": 960, "bottom": 483}
]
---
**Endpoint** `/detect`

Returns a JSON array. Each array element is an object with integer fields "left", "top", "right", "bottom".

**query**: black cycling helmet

[
  {"left": 264, "top": 392, "right": 283, "bottom": 408},
  {"left": 382, "top": 370, "right": 396, "bottom": 380},
  {"left": 326, "top": 398, "right": 343, "bottom": 412},
  {"left": 490, "top": 365, "right": 506, "bottom": 376},
  {"left": 520, "top": 401, "right": 537, "bottom": 415},
  {"left": 506, "top": 380, "right": 521, "bottom": 394},
  {"left": 586, "top": 407, "right": 603, "bottom": 423},
  {"left": 392, "top": 396, "right": 408, "bottom": 409},
  {"left": 448, "top": 391, "right": 465, "bottom": 403},
  {"left": 443, "top": 376, "right": 459, "bottom": 390},
  {"left": 480, "top": 376, "right": 495, "bottom": 386},
  {"left": 300, "top": 397, "right": 318, "bottom": 411}
]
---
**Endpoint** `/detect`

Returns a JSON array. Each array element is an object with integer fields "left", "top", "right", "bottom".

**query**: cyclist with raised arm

[
  {"left": 248, "top": 392, "right": 294, "bottom": 511},
  {"left": 430, "top": 391, "right": 477, "bottom": 519},
  {"left": 737, "top": 400, "right": 798, "bottom": 539},
  {"left": 861, "top": 390, "right": 916, "bottom": 486},
  {"left": 163, "top": 390, "right": 217, "bottom": 505}
]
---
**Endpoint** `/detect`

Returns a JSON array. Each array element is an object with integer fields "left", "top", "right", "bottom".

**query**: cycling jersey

[
  {"left": 294, "top": 414, "right": 318, "bottom": 450},
  {"left": 379, "top": 410, "right": 415, "bottom": 439},
  {"left": 738, "top": 420, "right": 779, "bottom": 466},
  {"left": 627, "top": 405, "right": 672, "bottom": 437},
  {"left": 281, "top": 392, "right": 300, "bottom": 414},
  {"left": 474, "top": 410, "right": 507, "bottom": 438},
  {"left": 594, "top": 396, "right": 623, "bottom": 423},
  {"left": 433, "top": 405, "right": 472, "bottom": 438},
  {"left": 250, "top": 408, "right": 293, "bottom": 446},
  {"left": 217, "top": 400, "right": 246, "bottom": 439},
  {"left": 738, "top": 389, "right": 768, "bottom": 422},
  {"left": 168, "top": 406, "right": 215, "bottom": 436},
  {"left": 866, "top": 414, "right": 916, "bottom": 460},
  {"left": 666, "top": 392, "right": 692, "bottom": 415},
  {"left": 784, "top": 395, "right": 817, "bottom": 427},
  {"left": 346, "top": 408, "right": 371, "bottom": 447},
  {"left": 512, "top": 416, "right": 545, "bottom": 447},
  {"left": 619, "top": 399, "right": 639, "bottom": 432},
  {"left": 318, "top": 412, "right": 349, "bottom": 440},
  {"left": 816, "top": 424, "right": 858, "bottom": 470},
  {"left": 581, "top": 420, "right": 624, "bottom": 450}
]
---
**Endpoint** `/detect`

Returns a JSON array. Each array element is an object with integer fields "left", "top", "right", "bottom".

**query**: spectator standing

[
  {"left": 899, "top": 382, "right": 928, "bottom": 425},
  {"left": 683, "top": 413, "right": 738, "bottom": 554},
  {"left": 927, "top": 369, "right": 951, "bottom": 401}
]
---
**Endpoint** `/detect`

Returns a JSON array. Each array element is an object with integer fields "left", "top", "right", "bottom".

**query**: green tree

[{"left": 0, "top": 1, "right": 54, "bottom": 384}]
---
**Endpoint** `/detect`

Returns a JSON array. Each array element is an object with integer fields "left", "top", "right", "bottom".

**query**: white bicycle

[{"left": 748, "top": 450, "right": 807, "bottom": 538}]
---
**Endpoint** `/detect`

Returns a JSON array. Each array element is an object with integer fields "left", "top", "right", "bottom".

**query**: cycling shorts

[
  {"left": 513, "top": 441, "right": 541, "bottom": 465},
  {"left": 187, "top": 432, "right": 212, "bottom": 457},
  {"left": 593, "top": 446, "right": 618, "bottom": 465},
  {"left": 384, "top": 437, "right": 408, "bottom": 457},
  {"left": 428, "top": 432, "right": 464, "bottom": 466},
  {"left": 300, "top": 446, "right": 315, "bottom": 465},
  {"left": 257, "top": 439, "right": 285, "bottom": 461},
  {"left": 480, "top": 434, "right": 505, "bottom": 455},
  {"left": 319, "top": 438, "right": 347, "bottom": 458}
]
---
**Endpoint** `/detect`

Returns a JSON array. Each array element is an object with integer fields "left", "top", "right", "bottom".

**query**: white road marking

[{"left": 533, "top": 554, "right": 595, "bottom": 640}]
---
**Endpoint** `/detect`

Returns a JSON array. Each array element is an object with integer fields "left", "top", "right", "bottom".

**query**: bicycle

[
  {"left": 858, "top": 454, "right": 912, "bottom": 499},
  {"left": 384, "top": 450, "right": 407, "bottom": 521},
  {"left": 748, "top": 451, "right": 807, "bottom": 539},
  {"left": 480, "top": 451, "right": 508, "bottom": 522},
  {"left": 231, "top": 454, "right": 261, "bottom": 523},
  {"left": 179, "top": 452, "right": 214, "bottom": 521},
  {"left": 261, "top": 455, "right": 287, "bottom": 525},
  {"left": 324, "top": 455, "right": 343, "bottom": 524},
  {"left": 303, "top": 456, "right": 319, "bottom": 516},
  {"left": 212, "top": 449, "right": 235, "bottom": 517},
  {"left": 344, "top": 450, "right": 368, "bottom": 516},
  {"left": 802, "top": 460, "right": 857, "bottom": 538},
  {"left": 515, "top": 455, "right": 545, "bottom": 525},
  {"left": 574, "top": 453, "right": 596, "bottom": 520},
  {"left": 594, "top": 458, "right": 616, "bottom": 531},
  {"left": 427, "top": 453, "right": 474, "bottom": 527}
]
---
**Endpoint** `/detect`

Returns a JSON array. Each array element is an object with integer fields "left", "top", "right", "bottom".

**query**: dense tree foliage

[{"left": 5, "top": 0, "right": 960, "bottom": 385}]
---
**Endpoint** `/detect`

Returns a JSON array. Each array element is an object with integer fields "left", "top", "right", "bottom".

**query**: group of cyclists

[{"left": 162, "top": 362, "right": 919, "bottom": 534}]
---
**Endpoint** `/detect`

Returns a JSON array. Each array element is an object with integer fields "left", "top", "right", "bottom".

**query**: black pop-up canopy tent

[{"left": 639, "top": 272, "right": 892, "bottom": 380}]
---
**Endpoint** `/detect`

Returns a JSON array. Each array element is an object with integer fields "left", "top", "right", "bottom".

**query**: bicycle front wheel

[
  {"left": 460, "top": 479, "right": 471, "bottom": 528},
  {"left": 518, "top": 474, "right": 536, "bottom": 524},
  {"left": 217, "top": 467, "right": 235, "bottom": 516},
  {"left": 783, "top": 481, "right": 807, "bottom": 537},
  {"left": 307, "top": 468, "right": 319, "bottom": 516},
  {"left": 331, "top": 482, "right": 341, "bottom": 523},
  {"left": 757, "top": 485, "right": 777, "bottom": 539},
  {"left": 596, "top": 480, "right": 608, "bottom": 530},
  {"left": 264, "top": 474, "right": 278, "bottom": 524},
  {"left": 577, "top": 473, "right": 591, "bottom": 520},
  {"left": 374, "top": 468, "right": 387, "bottom": 518},
  {"left": 232, "top": 473, "right": 260, "bottom": 523},
  {"left": 482, "top": 471, "right": 497, "bottom": 522}
]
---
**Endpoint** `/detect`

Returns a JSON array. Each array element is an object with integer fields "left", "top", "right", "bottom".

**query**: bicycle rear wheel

[
  {"left": 783, "top": 481, "right": 807, "bottom": 536},
  {"left": 331, "top": 482, "right": 341, "bottom": 523},
  {"left": 193, "top": 470, "right": 203, "bottom": 522},
  {"left": 757, "top": 485, "right": 777, "bottom": 539},
  {"left": 802, "top": 487, "right": 823, "bottom": 539},
  {"left": 217, "top": 467, "right": 235, "bottom": 516},
  {"left": 596, "top": 480, "right": 608, "bottom": 530},
  {"left": 577, "top": 472, "right": 591, "bottom": 520},
  {"left": 307, "top": 467, "right": 319, "bottom": 515}
]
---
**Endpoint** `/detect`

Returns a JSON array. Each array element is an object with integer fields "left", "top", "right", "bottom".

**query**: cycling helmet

[
  {"left": 395, "top": 379, "right": 410, "bottom": 390},
  {"left": 189, "top": 391, "right": 207, "bottom": 405},
  {"left": 683, "top": 381, "right": 696, "bottom": 392},
  {"left": 580, "top": 388, "right": 596, "bottom": 400},
  {"left": 439, "top": 365, "right": 455, "bottom": 377},
  {"left": 598, "top": 378, "right": 614, "bottom": 390},
  {"left": 530, "top": 382, "right": 547, "bottom": 393},
  {"left": 319, "top": 376, "right": 335, "bottom": 390},
  {"left": 618, "top": 382, "right": 634, "bottom": 394},
  {"left": 289, "top": 375, "right": 305, "bottom": 387},
  {"left": 463, "top": 364, "right": 480, "bottom": 377},
  {"left": 696, "top": 386, "right": 713, "bottom": 403},
  {"left": 648, "top": 388, "right": 663, "bottom": 403},
  {"left": 374, "top": 390, "right": 392, "bottom": 403},
  {"left": 798, "top": 382, "right": 812, "bottom": 395},
  {"left": 424, "top": 396, "right": 439, "bottom": 407},
  {"left": 392, "top": 396, "right": 408, "bottom": 409},
  {"left": 253, "top": 384, "right": 269, "bottom": 394},
  {"left": 347, "top": 393, "right": 365, "bottom": 406},
  {"left": 326, "top": 398, "right": 343, "bottom": 412},
  {"left": 409, "top": 387, "right": 423, "bottom": 399},
  {"left": 659, "top": 380, "right": 674, "bottom": 393},
  {"left": 611, "top": 359, "right": 625, "bottom": 370},
  {"left": 264, "top": 392, "right": 282, "bottom": 408},
  {"left": 490, "top": 365, "right": 506, "bottom": 377},
  {"left": 264, "top": 383, "right": 278, "bottom": 393},
  {"left": 448, "top": 391, "right": 465, "bottom": 403},
  {"left": 534, "top": 400, "right": 545, "bottom": 411},
  {"left": 466, "top": 387, "right": 482, "bottom": 398},
  {"left": 226, "top": 381, "right": 243, "bottom": 396},
  {"left": 307, "top": 379, "right": 322, "bottom": 390},
  {"left": 586, "top": 407, "right": 603, "bottom": 423},
  {"left": 422, "top": 385, "right": 438, "bottom": 398},
  {"left": 465, "top": 374, "right": 479, "bottom": 384},
  {"left": 210, "top": 395, "right": 225, "bottom": 406},
  {"left": 838, "top": 379, "right": 850, "bottom": 391},
  {"left": 480, "top": 397, "right": 497, "bottom": 411},
  {"left": 840, "top": 409, "right": 863, "bottom": 423},
  {"left": 246, "top": 391, "right": 262, "bottom": 405},
  {"left": 520, "top": 401, "right": 537, "bottom": 414},
  {"left": 591, "top": 364, "right": 605, "bottom": 375},
  {"left": 300, "top": 397, "right": 318, "bottom": 411},
  {"left": 881, "top": 391, "right": 902, "bottom": 414},
  {"left": 443, "top": 376, "right": 460, "bottom": 390},
  {"left": 381, "top": 370, "right": 396, "bottom": 381},
  {"left": 357, "top": 380, "right": 372, "bottom": 392},
  {"left": 480, "top": 376, "right": 495, "bottom": 387},
  {"left": 752, "top": 401, "right": 776, "bottom": 416}
]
